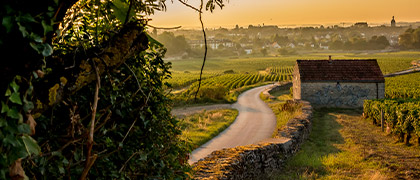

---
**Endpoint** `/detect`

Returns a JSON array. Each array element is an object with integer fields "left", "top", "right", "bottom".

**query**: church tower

[{"left": 391, "top": 16, "right": 396, "bottom": 27}]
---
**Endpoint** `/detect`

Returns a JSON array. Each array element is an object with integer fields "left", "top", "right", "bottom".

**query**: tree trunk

[
  {"left": 33, "top": 22, "right": 148, "bottom": 114},
  {"left": 417, "top": 137, "right": 420, "bottom": 146},
  {"left": 405, "top": 133, "right": 411, "bottom": 145},
  {"left": 399, "top": 133, "right": 405, "bottom": 143}
]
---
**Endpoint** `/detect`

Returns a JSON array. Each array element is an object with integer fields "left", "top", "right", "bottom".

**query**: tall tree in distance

[{"left": 399, "top": 27, "right": 420, "bottom": 49}]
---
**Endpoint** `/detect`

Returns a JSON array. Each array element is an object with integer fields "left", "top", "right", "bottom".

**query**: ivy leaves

[
  {"left": 9, "top": 92, "right": 22, "bottom": 105},
  {"left": 1, "top": 2, "right": 56, "bottom": 57},
  {"left": 4, "top": 79, "right": 24, "bottom": 122},
  {"left": 0, "top": 0, "right": 196, "bottom": 179},
  {"left": 0, "top": 77, "right": 40, "bottom": 179},
  {"left": 21, "top": 135, "right": 41, "bottom": 156}
]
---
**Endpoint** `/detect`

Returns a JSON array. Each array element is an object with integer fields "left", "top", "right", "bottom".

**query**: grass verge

[
  {"left": 271, "top": 109, "right": 388, "bottom": 179},
  {"left": 179, "top": 109, "right": 238, "bottom": 149},
  {"left": 260, "top": 84, "right": 302, "bottom": 137},
  {"left": 269, "top": 102, "right": 302, "bottom": 137}
]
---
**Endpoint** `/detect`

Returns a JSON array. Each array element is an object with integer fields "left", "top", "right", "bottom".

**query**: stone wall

[
  {"left": 192, "top": 101, "right": 312, "bottom": 180},
  {"left": 300, "top": 82, "right": 384, "bottom": 108},
  {"left": 262, "top": 82, "right": 292, "bottom": 100}
]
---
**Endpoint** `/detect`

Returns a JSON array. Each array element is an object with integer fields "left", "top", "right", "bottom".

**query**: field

[
  {"left": 170, "top": 68, "right": 293, "bottom": 105},
  {"left": 364, "top": 72, "right": 420, "bottom": 145},
  {"left": 272, "top": 109, "right": 420, "bottom": 179},
  {"left": 178, "top": 109, "right": 238, "bottom": 149},
  {"left": 385, "top": 73, "right": 420, "bottom": 99},
  {"left": 166, "top": 51, "right": 420, "bottom": 106},
  {"left": 167, "top": 51, "right": 419, "bottom": 75},
  {"left": 174, "top": 51, "right": 420, "bottom": 178},
  {"left": 167, "top": 71, "right": 219, "bottom": 89}
]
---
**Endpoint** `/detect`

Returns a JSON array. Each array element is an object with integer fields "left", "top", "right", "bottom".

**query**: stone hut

[{"left": 292, "top": 58, "right": 385, "bottom": 108}]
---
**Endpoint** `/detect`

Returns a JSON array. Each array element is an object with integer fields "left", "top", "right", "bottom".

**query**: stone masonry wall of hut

[{"left": 300, "top": 82, "right": 385, "bottom": 108}]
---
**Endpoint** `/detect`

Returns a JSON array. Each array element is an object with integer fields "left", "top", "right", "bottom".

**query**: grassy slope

[
  {"left": 272, "top": 109, "right": 420, "bottom": 179},
  {"left": 179, "top": 109, "right": 238, "bottom": 149}
]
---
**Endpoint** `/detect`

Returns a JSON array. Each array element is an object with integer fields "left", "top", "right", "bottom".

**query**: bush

[
  {"left": 223, "top": 70, "right": 235, "bottom": 74},
  {"left": 278, "top": 48, "right": 297, "bottom": 55},
  {"left": 197, "top": 85, "right": 228, "bottom": 100}
]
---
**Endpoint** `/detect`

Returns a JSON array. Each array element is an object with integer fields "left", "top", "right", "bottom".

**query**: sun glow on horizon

[{"left": 149, "top": 0, "right": 420, "bottom": 29}]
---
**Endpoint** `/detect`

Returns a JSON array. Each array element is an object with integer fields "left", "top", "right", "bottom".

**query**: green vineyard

[
  {"left": 186, "top": 67, "right": 293, "bottom": 91},
  {"left": 171, "top": 66, "right": 293, "bottom": 104},
  {"left": 167, "top": 67, "right": 293, "bottom": 90},
  {"left": 268, "top": 66, "right": 294, "bottom": 75},
  {"left": 165, "top": 71, "right": 219, "bottom": 89},
  {"left": 363, "top": 99, "right": 420, "bottom": 144},
  {"left": 385, "top": 73, "right": 420, "bottom": 99},
  {"left": 364, "top": 73, "right": 420, "bottom": 145}
]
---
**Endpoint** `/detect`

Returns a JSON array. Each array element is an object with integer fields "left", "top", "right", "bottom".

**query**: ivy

[
  {"left": 0, "top": 77, "right": 38, "bottom": 179},
  {"left": 1, "top": 0, "right": 226, "bottom": 179},
  {"left": 9, "top": 93, "right": 22, "bottom": 105},
  {"left": 21, "top": 135, "right": 41, "bottom": 157}
]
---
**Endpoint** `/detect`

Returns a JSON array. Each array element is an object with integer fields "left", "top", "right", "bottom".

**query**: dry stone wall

[
  {"left": 192, "top": 101, "right": 312, "bottom": 180},
  {"left": 300, "top": 82, "right": 384, "bottom": 108}
]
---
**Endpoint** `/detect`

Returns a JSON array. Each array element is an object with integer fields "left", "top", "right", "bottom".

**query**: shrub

[
  {"left": 223, "top": 70, "right": 235, "bottom": 74},
  {"left": 197, "top": 85, "right": 228, "bottom": 100}
]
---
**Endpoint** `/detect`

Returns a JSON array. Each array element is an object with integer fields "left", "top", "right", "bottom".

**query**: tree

[
  {"left": 260, "top": 48, "right": 268, "bottom": 56},
  {"left": 272, "top": 34, "right": 290, "bottom": 46},
  {"left": 368, "top": 35, "right": 390, "bottom": 49},
  {"left": 413, "top": 28, "right": 420, "bottom": 48},
  {"left": 260, "top": 48, "right": 268, "bottom": 57},
  {"left": 0, "top": 0, "right": 225, "bottom": 179},
  {"left": 398, "top": 28, "right": 420, "bottom": 49},
  {"left": 329, "top": 40, "right": 344, "bottom": 50},
  {"left": 156, "top": 31, "right": 190, "bottom": 56},
  {"left": 278, "top": 48, "right": 297, "bottom": 55}
]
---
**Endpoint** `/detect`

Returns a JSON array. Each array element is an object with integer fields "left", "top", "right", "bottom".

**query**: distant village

[{"left": 150, "top": 17, "right": 420, "bottom": 58}]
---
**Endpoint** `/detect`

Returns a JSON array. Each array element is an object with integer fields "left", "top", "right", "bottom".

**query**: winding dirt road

[
  {"left": 384, "top": 67, "right": 420, "bottom": 77},
  {"left": 188, "top": 84, "right": 277, "bottom": 164}
]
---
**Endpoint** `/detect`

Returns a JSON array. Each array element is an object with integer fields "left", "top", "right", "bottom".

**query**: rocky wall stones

[
  {"left": 300, "top": 82, "right": 384, "bottom": 108},
  {"left": 192, "top": 101, "right": 312, "bottom": 180}
]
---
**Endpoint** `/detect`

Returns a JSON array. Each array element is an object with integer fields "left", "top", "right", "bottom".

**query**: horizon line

[{"left": 149, "top": 20, "right": 420, "bottom": 30}]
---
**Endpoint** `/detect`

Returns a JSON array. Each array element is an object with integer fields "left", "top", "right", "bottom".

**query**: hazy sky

[{"left": 149, "top": 0, "right": 420, "bottom": 28}]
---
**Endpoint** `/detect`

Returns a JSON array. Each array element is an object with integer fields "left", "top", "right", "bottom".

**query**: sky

[{"left": 149, "top": 0, "right": 420, "bottom": 29}]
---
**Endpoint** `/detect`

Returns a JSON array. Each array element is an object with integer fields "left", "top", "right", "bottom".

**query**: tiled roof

[{"left": 296, "top": 59, "right": 385, "bottom": 82}]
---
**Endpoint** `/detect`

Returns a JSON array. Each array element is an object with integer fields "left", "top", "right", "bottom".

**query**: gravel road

[{"left": 189, "top": 84, "right": 277, "bottom": 164}]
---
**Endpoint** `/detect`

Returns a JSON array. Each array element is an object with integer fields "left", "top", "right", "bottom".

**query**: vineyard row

[{"left": 363, "top": 99, "right": 420, "bottom": 145}]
